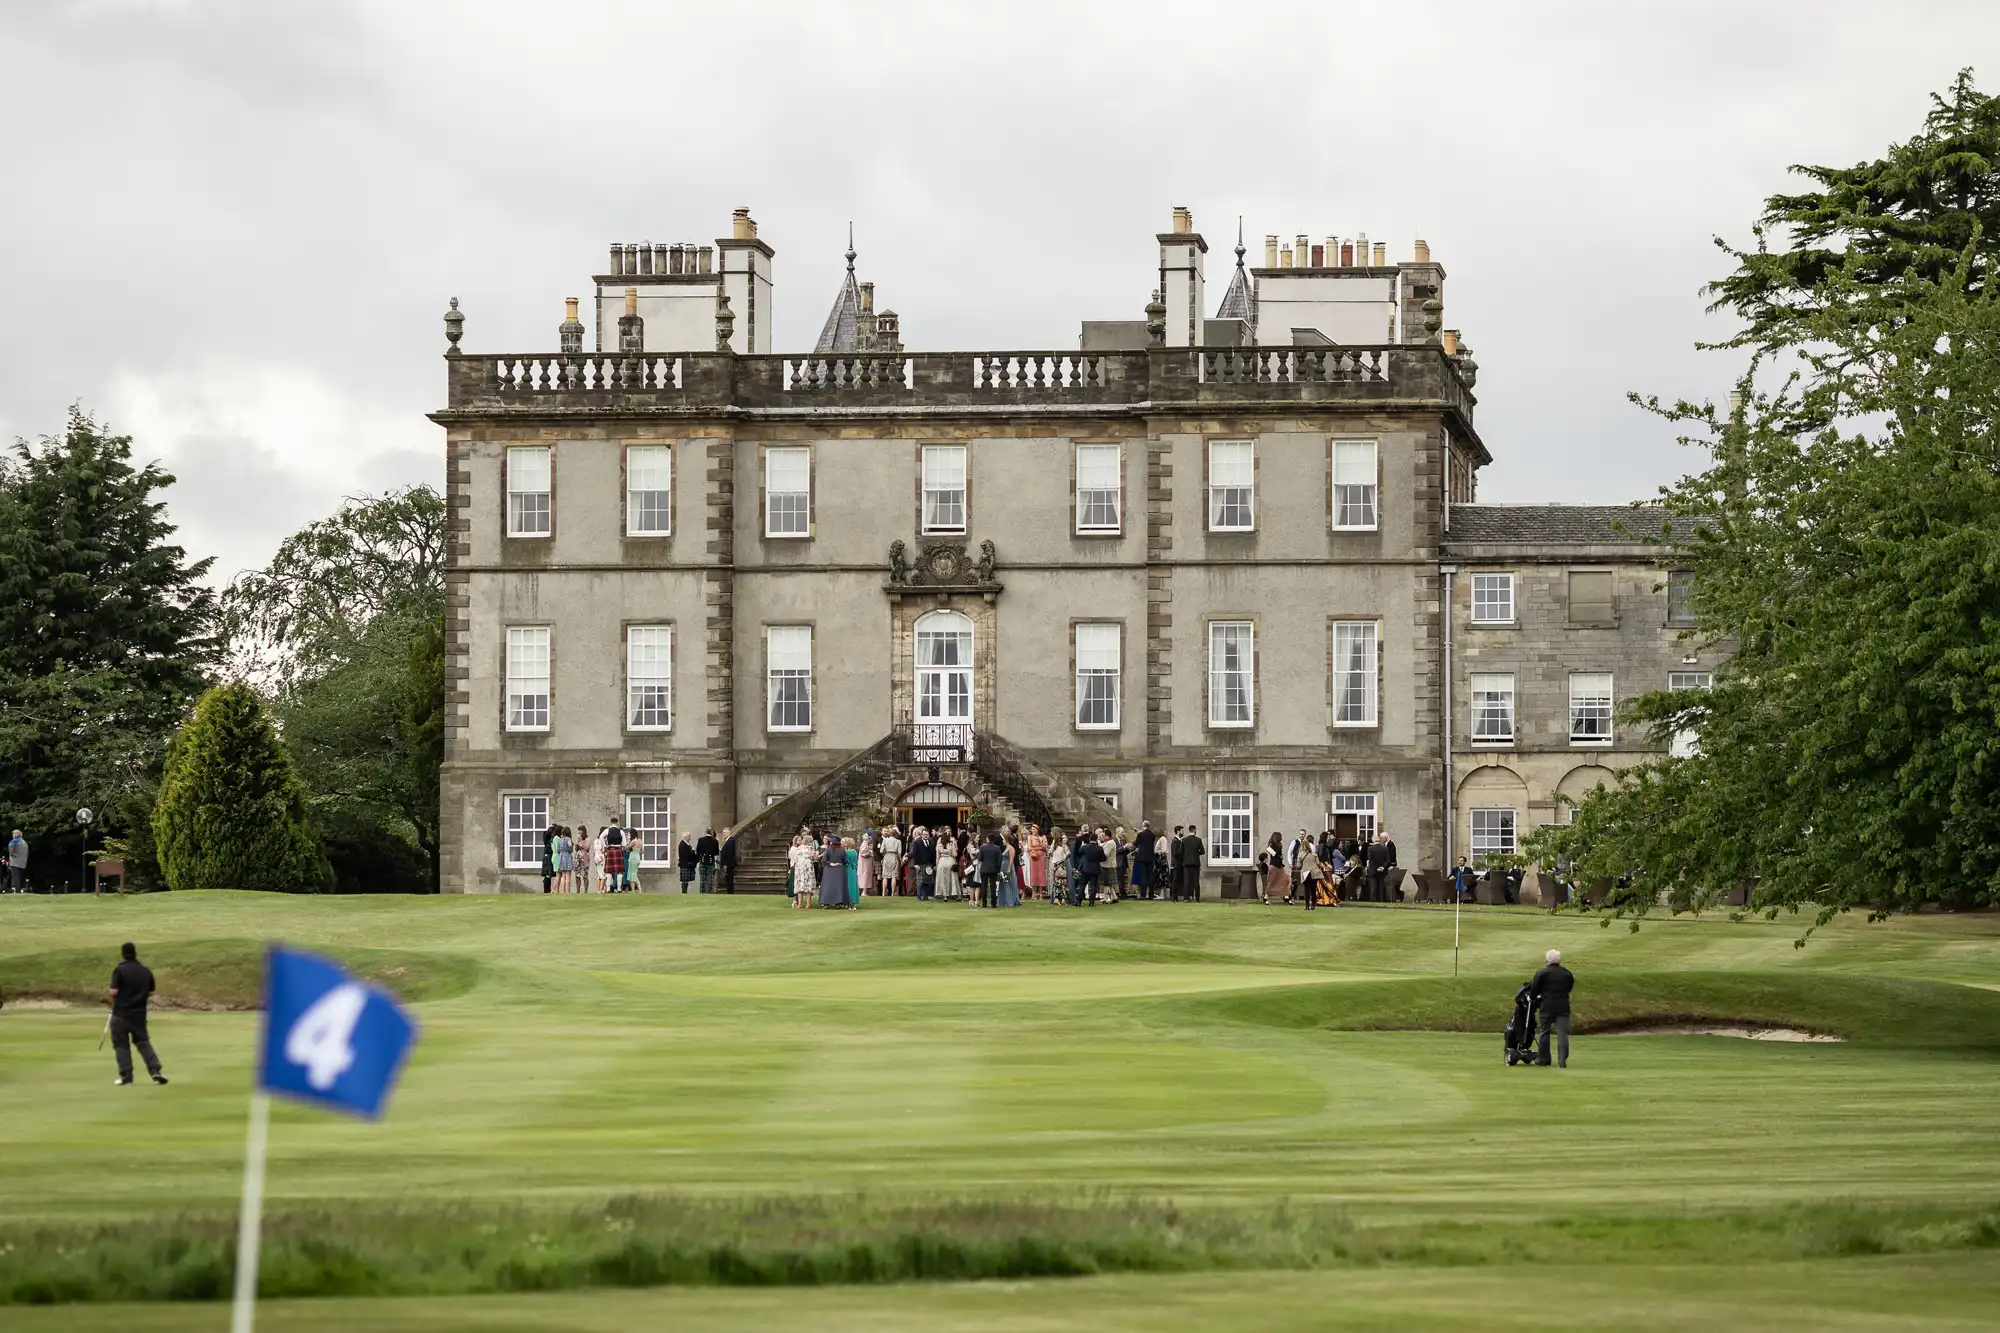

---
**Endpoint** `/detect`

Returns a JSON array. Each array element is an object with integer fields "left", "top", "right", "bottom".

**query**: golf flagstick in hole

[
  {"left": 233, "top": 946, "right": 418, "bottom": 1333},
  {"left": 96, "top": 1013, "right": 110, "bottom": 1051}
]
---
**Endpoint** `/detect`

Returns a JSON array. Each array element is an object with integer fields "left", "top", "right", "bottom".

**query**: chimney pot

[
  {"left": 624, "top": 243, "right": 639, "bottom": 272},
  {"left": 1172, "top": 205, "right": 1193, "bottom": 234},
  {"left": 1372, "top": 242, "right": 1386, "bottom": 266},
  {"left": 859, "top": 281, "right": 875, "bottom": 315},
  {"left": 624, "top": 287, "right": 637, "bottom": 317},
  {"left": 565, "top": 297, "right": 579, "bottom": 320},
  {"left": 732, "top": 207, "right": 754, "bottom": 240},
  {"left": 1264, "top": 235, "right": 1279, "bottom": 268},
  {"left": 1441, "top": 329, "right": 1460, "bottom": 356},
  {"left": 698, "top": 246, "right": 713, "bottom": 274},
  {"left": 1414, "top": 238, "right": 1431, "bottom": 264},
  {"left": 668, "top": 246, "right": 684, "bottom": 275},
  {"left": 639, "top": 242, "right": 654, "bottom": 276},
  {"left": 1279, "top": 246, "right": 1293, "bottom": 269},
  {"left": 1356, "top": 232, "right": 1369, "bottom": 264},
  {"left": 1341, "top": 242, "right": 1354, "bottom": 267},
  {"left": 609, "top": 244, "right": 625, "bottom": 276},
  {"left": 1310, "top": 244, "right": 1324, "bottom": 267}
]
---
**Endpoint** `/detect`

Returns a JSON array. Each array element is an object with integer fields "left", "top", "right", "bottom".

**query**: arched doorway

[
  {"left": 894, "top": 780, "right": 974, "bottom": 833},
  {"left": 915, "top": 610, "right": 974, "bottom": 727}
]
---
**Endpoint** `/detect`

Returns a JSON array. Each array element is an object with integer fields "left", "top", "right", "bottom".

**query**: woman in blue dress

[
  {"left": 844, "top": 836, "right": 860, "bottom": 906},
  {"left": 997, "top": 834, "right": 1022, "bottom": 907}
]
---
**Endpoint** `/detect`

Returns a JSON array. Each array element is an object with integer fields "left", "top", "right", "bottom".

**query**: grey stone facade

[{"left": 432, "top": 211, "right": 1693, "bottom": 895}]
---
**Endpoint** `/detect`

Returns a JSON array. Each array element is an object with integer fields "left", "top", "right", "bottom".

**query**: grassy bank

[
  {"left": 3, "top": 1195, "right": 1996, "bottom": 1305},
  {"left": 3, "top": 893, "right": 1998, "bottom": 1323}
]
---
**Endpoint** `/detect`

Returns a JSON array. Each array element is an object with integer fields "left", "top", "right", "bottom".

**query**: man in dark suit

[
  {"left": 1132, "top": 823, "right": 1158, "bottom": 900},
  {"left": 1364, "top": 831, "right": 1398, "bottom": 903},
  {"left": 1177, "top": 823, "right": 1205, "bottom": 901},
  {"left": 1071, "top": 830, "right": 1105, "bottom": 906},
  {"left": 717, "top": 826, "right": 738, "bottom": 893},
  {"left": 1166, "top": 827, "right": 1183, "bottom": 900},
  {"left": 1530, "top": 948, "right": 1576, "bottom": 1067}
]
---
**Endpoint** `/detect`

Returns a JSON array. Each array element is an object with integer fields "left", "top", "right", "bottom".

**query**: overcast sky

[{"left": 2, "top": 1, "right": 1991, "bottom": 583}]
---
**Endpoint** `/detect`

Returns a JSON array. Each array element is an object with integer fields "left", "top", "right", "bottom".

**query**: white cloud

[{"left": 102, "top": 365, "right": 441, "bottom": 585}]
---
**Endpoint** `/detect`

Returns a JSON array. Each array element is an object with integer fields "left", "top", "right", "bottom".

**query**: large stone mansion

[{"left": 432, "top": 207, "right": 1713, "bottom": 895}]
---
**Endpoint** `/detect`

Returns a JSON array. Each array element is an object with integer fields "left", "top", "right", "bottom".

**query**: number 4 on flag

[{"left": 259, "top": 947, "right": 417, "bottom": 1118}]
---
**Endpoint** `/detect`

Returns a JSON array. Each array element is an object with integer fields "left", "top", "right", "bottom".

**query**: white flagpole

[
  {"left": 1453, "top": 891, "right": 1461, "bottom": 979},
  {"left": 232, "top": 1092, "right": 271, "bottom": 1333}
]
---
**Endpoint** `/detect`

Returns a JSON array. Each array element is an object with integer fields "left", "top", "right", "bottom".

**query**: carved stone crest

[{"left": 885, "top": 539, "right": 1001, "bottom": 597}]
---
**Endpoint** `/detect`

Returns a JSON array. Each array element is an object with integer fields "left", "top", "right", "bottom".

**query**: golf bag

[{"left": 1504, "top": 981, "right": 1540, "bottom": 1066}]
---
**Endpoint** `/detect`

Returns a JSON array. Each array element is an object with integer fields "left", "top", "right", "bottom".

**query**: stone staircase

[{"left": 727, "top": 729, "right": 1124, "bottom": 894}]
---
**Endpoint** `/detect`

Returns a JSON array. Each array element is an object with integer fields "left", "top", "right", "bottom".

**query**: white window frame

[
  {"left": 1666, "top": 569, "right": 1696, "bottom": 627},
  {"left": 1668, "top": 671, "right": 1711, "bottom": 759},
  {"left": 1207, "top": 440, "right": 1255, "bottom": 532},
  {"left": 625, "top": 794, "right": 672, "bottom": 868},
  {"left": 764, "top": 447, "right": 811, "bottom": 538},
  {"left": 1208, "top": 793, "right": 1254, "bottom": 865},
  {"left": 766, "top": 625, "right": 814, "bottom": 731},
  {"left": 1332, "top": 620, "right": 1379, "bottom": 727},
  {"left": 1093, "top": 791, "right": 1121, "bottom": 810},
  {"left": 1207, "top": 620, "right": 1254, "bottom": 728},
  {"left": 1330, "top": 439, "right": 1379, "bottom": 531},
  {"left": 1074, "top": 622, "right": 1121, "bottom": 730},
  {"left": 505, "top": 626, "right": 551, "bottom": 732},
  {"left": 1569, "top": 671, "right": 1614, "bottom": 746},
  {"left": 922, "top": 444, "right": 968, "bottom": 535},
  {"left": 1329, "top": 793, "right": 1379, "bottom": 843},
  {"left": 1470, "top": 807, "right": 1517, "bottom": 862},
  {"left": 914, "top": 610, "right": 975, "bottom": 725},
  {"left": 1471, "top": 572, "right": 1514, "bottom": 624},
  {"left": 506, "top": 446, "right": 552, "bottom": 538},
  {"left": 625, "top": 444, "right": 671, "bottom": 537},
  {"left": 503, "top": 794, "right": 549, "bottom": 869},
  {"left": 1470, "top": 672, "right": 1515, "bottom": 745},
  {"left": 625, "top": 625, "right": 672, "bottom": 731},
  {"left": 1075, "top": 444, "right": 1122, "bottom": 534}
]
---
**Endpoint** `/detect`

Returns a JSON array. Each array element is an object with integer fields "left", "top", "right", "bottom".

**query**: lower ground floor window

[
  {"left": 626, "top": 794, "right": 672, "bottom": 867},
  {"left": 1329, "top": 792, "right": 1378, "bottom": 844},
  {"left": 1093, "top": 791, "right": 1120, "bottom": 810},
  {"left": 1208, "top": 793, "right": 1253, "bottom": 865},
  {"left": 504, "top": 794, "right": 549, "bottom": 869},
  {"left": 1469, "top": 807, "right": 1517, "bottom": 863}
]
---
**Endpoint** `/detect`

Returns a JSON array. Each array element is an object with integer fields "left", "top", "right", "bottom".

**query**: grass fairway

[{"left": 3, "top": 893, "right": 1999, "bottom": 1329}]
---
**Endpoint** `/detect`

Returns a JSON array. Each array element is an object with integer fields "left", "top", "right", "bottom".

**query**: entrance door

[{"left": 915, "top": 611, "right": 973, "bottom": 727}]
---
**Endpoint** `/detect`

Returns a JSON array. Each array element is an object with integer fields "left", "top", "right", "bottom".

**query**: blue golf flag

[{"left": 257, "top": 946, "right": 417, "bottom": 1119}]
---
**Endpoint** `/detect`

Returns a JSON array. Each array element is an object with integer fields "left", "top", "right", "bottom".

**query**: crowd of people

[
  {"left": 1252, "top": 828, "right": 1403, "bottom": 906},
  {"left": 783, "top": 820, "right": 1220, "bottom": 908},
  {"left": 539, "top": 820, "right": 738, "bottom": 894}
]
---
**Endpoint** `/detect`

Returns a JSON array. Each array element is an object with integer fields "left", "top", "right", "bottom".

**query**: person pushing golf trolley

[{"left": 1505, "top": 949, "right": 1576, "bottom": 1068}]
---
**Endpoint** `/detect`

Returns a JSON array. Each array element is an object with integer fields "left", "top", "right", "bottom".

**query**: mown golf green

[{"left": 3, "top": 893, "right": 1998, "bottom": 1331}]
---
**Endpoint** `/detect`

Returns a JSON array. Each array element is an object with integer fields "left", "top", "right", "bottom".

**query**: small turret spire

[
  {"left": 845, "top": 222, "right": 856, "bottom": 273},
  {"left": 1235, "top": 215, "right": 1246, "bottom": 266}
]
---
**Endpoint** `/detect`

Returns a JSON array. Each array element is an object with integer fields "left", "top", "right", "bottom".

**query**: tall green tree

[
  {"left": 1708, "top": 68, "right": 1999, "bottom": 408},
  {"left": 1535, "top": 73, "right": 2000, "bottom": 928},
  {"left": 0, "top": 408, "right": 217, "bottom": 888},
  {"left": 223, "top": 487, "right": 445, "bottom": 891},
  {"left": 153, "top": 683, "right": 331, "bottom": 892},
  {"left": 1534, "top": 257, "right": 2000, "bottom": 924}
]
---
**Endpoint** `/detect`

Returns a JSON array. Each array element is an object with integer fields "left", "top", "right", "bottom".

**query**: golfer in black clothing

[
  {"left": 1531, "top": 948, "right": 1575, "bottom": 1067},
  {"left": 108, "top": 943, "right": 167, "bottom": 1086}
]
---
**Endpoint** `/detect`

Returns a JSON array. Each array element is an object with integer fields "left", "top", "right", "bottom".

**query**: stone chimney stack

[
  {"left": 717, "top": 206, "right": 775, "bottom": 354},
  {"left": 1157, "top": 206, "right": 1207, "bottom": 347},
  {"left": 1398, "top": 238, "right": 1444, "bottom": 344},
  {"left": 1264, "top": 235, "right": 1279, "bottom": 268},
  {"left": 860, "top": 281, "right": 875, "bottom": 316},
  {"left": 617, "top": 287, "right": 645, "bottom": 352},
  {"left": 559, "top": 297, "right": 584, "bottom": 353}
]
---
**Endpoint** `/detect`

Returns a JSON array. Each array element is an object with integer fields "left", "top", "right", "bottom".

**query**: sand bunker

[{"left": 1603, "top": 1024, "right": 1843, "bottom": 1042}]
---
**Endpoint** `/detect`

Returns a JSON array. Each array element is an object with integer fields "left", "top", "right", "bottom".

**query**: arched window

[{"left": 915, "top": 611, "right": 974, "bottom": 724}]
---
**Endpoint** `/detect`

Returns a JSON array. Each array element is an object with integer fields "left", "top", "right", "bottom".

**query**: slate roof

[
  {"left": 1214, "top": 220, "right": 1258, "bottom": 335},
  {"left": 1445, "top": 505, "right": 1705, "bottom": 546},
  {"left": 814, "top": 266, "right": 863, "bottom": 354}
]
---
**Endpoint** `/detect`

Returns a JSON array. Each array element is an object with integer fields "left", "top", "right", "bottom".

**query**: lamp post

[{"left": 76, "top": 807, "right": 94, "bottom": 895}]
